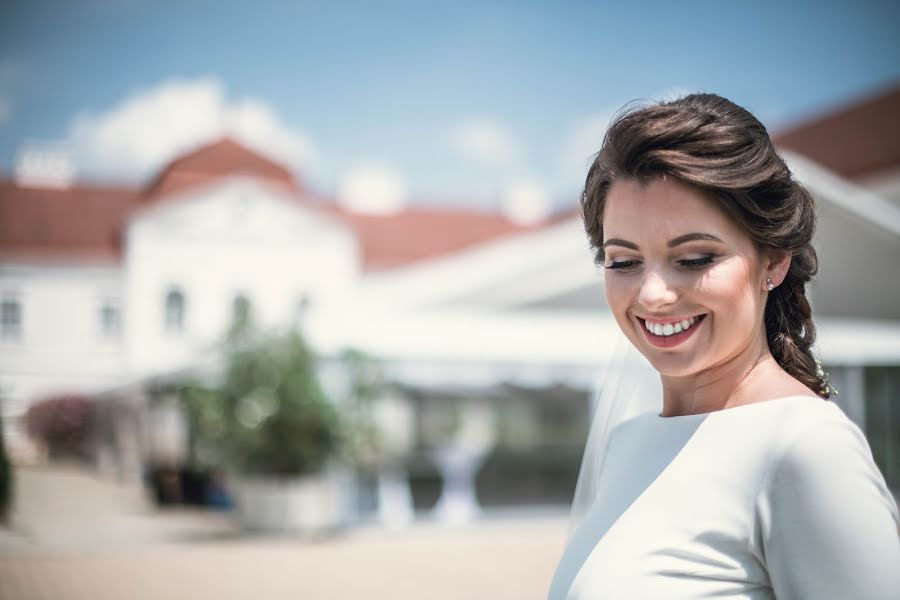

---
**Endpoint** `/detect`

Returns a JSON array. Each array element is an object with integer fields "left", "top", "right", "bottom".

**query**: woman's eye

[
  {"left": 605, "top": 259, "right": 640, "bottom": 271},
  {"left": 678, "top": 255, "right": 715, "bottom": 269}
]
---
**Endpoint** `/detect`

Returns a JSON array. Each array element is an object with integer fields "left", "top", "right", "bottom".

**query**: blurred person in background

[{"left": 549, "top": 93, "right": 900, "bottom": 599}]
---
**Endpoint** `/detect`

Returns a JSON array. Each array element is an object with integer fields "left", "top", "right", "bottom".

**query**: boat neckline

[{"left": 655, "top": 394, "right": 826, "bottom": 420}]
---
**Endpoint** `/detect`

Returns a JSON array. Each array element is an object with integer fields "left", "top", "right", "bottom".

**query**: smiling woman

[
  {"left": 600, "top": 176, "right": 799, "bottom": 394},
  {"left": 548, "top": 93, "right": 900, "bottom": 599}
]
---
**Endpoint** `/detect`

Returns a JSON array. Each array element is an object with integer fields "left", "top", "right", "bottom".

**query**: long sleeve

[{"left": 755, "top": 414, "right": 900, "bottom": 600}]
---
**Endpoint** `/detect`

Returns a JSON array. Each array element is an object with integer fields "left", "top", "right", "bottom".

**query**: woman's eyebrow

[
  {"left": 667, "top": 232, "right": 724, "bottom": 247},
  {"left": 602, "top": 238, "right": 639, "bottom": 250}
]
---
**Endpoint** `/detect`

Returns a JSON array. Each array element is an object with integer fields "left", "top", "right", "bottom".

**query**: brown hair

[{"left": 582, "top": 92, "right": 830, "bottom": 398}]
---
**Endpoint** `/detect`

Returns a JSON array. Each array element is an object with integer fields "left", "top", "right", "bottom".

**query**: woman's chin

[
  {"left": 622, "top": 315, "right": 711, "bottom": 376},
  {"left": 635, "top": 347, "right": 703, "bottom": 378}
]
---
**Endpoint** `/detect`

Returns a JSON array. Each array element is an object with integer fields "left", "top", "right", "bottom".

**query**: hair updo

[{"left": 582, "top": 92, "right": 830, "bottom": 399}]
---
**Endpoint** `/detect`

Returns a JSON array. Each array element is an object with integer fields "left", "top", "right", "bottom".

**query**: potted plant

[{"left": 182, "top": 327, "right": 348, "bottom": 535}]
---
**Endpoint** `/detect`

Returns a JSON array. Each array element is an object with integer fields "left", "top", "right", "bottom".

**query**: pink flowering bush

[{"left": 25, "top": 393, "right": 97, "bottom": 462}]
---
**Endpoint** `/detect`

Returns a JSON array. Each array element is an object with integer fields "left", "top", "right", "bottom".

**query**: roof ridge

[{"left": 142, "top": 136, "right": 298, "bottom": 198}]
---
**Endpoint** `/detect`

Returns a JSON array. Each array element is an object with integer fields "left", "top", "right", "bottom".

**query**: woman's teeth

[{"left": 644, "top": 316, "right": 700, "bottom": 337}]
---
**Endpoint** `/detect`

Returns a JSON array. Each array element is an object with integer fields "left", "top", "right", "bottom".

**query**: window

[
  {"left": 296, "top": 293, "right": 312, "bottom": 322},
  {"left": 0, "top": 296, "right": 22, "bottom": 340},
  {"left": 233, "top": 294, "right": 251, "bottom": 322},
  {"left": 230, "top": 293, "right": 252, "bottom": 334},
  {"left": 165, "top": 288, "right": 185, "bottom": 334},
  {"left": 100, "top": 299, "right": 121, "bottom": 338}
]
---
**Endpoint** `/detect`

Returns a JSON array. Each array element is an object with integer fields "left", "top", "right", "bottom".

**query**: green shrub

[{"left": 182, "top": 330, "right": 340, "bottom": 477}]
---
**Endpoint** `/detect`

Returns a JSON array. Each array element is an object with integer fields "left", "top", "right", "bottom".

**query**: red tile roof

[
  {"left": 143, "top": 137, "right": 299, "bottom": 198},
  {"left": 773, "top": 83, "right": 900, "bottom": 179},
  {"left": 316, "top": 202, "right": 540, "bottom": 271},
  {"left": 0, "top": 179, "right": 139, "bottom": 263},
  {"left": 0, "top": 137, "right": 540, "bottom": 269}
]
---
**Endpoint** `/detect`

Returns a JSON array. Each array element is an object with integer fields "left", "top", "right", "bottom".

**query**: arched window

[
  {"left": 298, "top": 292, "right": 313, "bottom": 314},
  {"left": 231, "top": 293, "right": 252, "bottom": 332},
  {"left": 0, "top": 295, "right": 22, "bottom": 340},
  {"left": 100, "top": 298, "right": 121, "bottom": 338},
  {"left": 164, "top": 288, "right": 185, "bottom": 334}
]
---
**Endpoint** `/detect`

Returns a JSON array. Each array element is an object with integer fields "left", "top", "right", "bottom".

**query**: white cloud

[
  {"left": 220, "top": 96, "right": 313, "bottom": 173},
  {"left": 337, "top": 162, "right": 408, "bottom": 214},
  {"left": 67, "top": 77, "right": 316, "bottom": 181},
  {"left": 501, "top": 177, "right": 550, "bottom": 225},
  {"left": 448, "top": 118, "right": 521, "bottom": 166}
]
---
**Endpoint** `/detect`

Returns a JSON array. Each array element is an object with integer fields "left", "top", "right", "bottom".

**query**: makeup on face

[
  {"left": 601, "top": 177, "right": 768, "bottom": 375},
  {"left": 638, "top": 314, "right": 707, "bottom": 348}
]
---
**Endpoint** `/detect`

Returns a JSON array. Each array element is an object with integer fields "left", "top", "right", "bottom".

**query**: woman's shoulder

[
  {"left": 758, "top": 396, "right": 899, "bottom": 524},
  {"left": 754, "top": 398, "right": 900, "bottom": 596},
  {"left": 761, "top": 395, "right": 854, "bottom": 445},
  {"left": 771, "top": 392, "right": 841, "bottom": 416},
  {"left": 752, "top": 396, "right": 868, "bottom": 467}
]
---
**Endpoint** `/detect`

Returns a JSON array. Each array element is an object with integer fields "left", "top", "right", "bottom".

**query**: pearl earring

[{"left": 765, "top": 277, "right": 775, "bottom": 291}]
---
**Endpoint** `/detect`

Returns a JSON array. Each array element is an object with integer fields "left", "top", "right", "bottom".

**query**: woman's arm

[{"left": 756, "top": 415, "right": 900, "bottom": 599}]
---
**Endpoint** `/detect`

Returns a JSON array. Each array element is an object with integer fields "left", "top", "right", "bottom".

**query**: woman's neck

[{"left": 658, "top": 334, "right": 802, "bottom": 417}]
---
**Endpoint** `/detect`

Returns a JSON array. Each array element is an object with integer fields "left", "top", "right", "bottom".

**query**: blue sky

[{"left": 1, "top": 0, "right": 898, "bottom": 212}]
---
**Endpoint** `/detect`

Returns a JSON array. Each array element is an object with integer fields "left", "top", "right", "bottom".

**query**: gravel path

[{"left": 0, "top": 467, "right": 567, "bottom": 600}]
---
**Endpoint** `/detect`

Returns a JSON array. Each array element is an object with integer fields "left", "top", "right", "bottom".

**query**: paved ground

[{"left": 0, "top": 466, "right": 568, "bottom": 600}]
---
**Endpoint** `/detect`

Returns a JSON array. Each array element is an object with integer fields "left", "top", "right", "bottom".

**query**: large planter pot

[{"left": 234, "top": 467, "right": 350, "bottom": 535}]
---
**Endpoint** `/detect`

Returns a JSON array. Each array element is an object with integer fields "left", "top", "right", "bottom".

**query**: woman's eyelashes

[
  {"left": 678, "top": 254, "right": 716, "bottom": 269},
  {"left": 605, "top": 259, "right": 639, "bottom": 271},
  {"left": 603, "top": 254, "right": 717, "bottom": 272}
]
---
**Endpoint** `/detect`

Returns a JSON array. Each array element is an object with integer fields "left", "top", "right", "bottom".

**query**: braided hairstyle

[{"left": 582, "top": 93, "right": 831, "bottom": 398}]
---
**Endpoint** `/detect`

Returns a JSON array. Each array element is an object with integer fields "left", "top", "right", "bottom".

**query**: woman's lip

[{"left": 637, "top": 314, "right": 706, "bottom": 348}]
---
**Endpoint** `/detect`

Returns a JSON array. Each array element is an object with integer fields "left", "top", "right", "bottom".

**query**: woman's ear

[{"left": 763, "top": 249, "right": 792, "bottom": 288}]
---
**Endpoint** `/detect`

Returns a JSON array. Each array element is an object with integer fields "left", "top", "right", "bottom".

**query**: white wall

[
  {"left": 123, "top": 177, "right": 360, "bottom": 375},
  {"left": 0, "top": 262, "right": 126, "bottom": 419},
  {"left": 1, "top": 176, "right": 360, "bottom": 430}
]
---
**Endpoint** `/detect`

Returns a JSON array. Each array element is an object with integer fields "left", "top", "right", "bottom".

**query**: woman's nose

[{"left": 637, "top": 270, "right": 678, "bottom": 310}]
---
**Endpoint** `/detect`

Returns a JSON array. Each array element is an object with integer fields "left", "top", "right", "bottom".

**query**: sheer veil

[{"left": 567, "top": 330, "right": 664, "bottom": 538}]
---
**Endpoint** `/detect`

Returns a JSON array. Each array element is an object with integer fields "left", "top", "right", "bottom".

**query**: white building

[{"left": 2, "top": 87, "right": 900, "bottom": 505}]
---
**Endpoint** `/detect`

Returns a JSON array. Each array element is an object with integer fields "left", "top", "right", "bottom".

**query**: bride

[{"left": 548, "top": 93, "right": 900, "bottom": 599}]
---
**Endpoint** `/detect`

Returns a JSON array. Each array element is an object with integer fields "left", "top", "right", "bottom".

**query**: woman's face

[{"left": 602, "top": 177, "right": 777, "bottom": 378}]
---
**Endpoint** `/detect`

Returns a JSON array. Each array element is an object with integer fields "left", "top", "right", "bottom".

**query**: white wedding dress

[{"left": 548, "top": 395, "right": 900, "bottom": 599}]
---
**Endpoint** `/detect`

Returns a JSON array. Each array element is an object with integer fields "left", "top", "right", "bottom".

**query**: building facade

[{"left": 2, "top": 87, "right": 900, "bottom": 509}]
